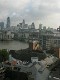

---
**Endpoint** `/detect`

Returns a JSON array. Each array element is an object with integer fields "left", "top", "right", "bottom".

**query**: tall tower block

[{"left": 6, "top": 17, "right": 10, "bottom": 28}]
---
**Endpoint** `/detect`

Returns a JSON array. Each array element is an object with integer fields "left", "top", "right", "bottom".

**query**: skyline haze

[{"left": 0, "top": 0, "right": 60, "bottom": 29}]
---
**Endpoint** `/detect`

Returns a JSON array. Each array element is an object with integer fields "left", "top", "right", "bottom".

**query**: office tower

[
  {"left": 43, "top": 26, "right": 46, "bottom": 31},
  {"left": 0, "top": 22, "right": 4, "bottom": 30},
  {"left": 22, "top": 19, "right": 25, "bottom": 25},
  {"left": 39, "top": 24, "right": 42, "bottom": 30},
  {"left": 31, "top": 22, "right": 35, "bottom": 29},
  {"left": 22, "top": 19, "right": 25, "bottom": 28},
  {"left": 6, "top": 17, "right": 10, "bottom": 28}
]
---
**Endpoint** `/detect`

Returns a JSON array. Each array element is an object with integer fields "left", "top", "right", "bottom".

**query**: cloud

[{"left": 0, "top": 0, "right": 60, "bottom": 28}]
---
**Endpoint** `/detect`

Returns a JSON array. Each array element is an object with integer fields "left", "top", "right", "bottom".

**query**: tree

[{"left": 0, "top": 49, "right": 9, "bottom": 62}]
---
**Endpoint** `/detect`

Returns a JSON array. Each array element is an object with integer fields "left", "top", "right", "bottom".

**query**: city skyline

[{"left": 0, "top": 0, "right": 60, "bottom": 29}]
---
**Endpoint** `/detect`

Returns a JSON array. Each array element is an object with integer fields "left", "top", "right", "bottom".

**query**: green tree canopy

[{"left": 0, "top": 49, "right": 9, "bottom": 62}]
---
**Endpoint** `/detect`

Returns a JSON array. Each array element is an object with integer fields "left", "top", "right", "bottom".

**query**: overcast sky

[{"left": 0, "top": 0, "right": 60, "bottom": 29}]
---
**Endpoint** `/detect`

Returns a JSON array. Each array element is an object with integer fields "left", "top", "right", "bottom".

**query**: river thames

[{"left": 0, "top": 41, "right": 29, "bottom": 50}]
